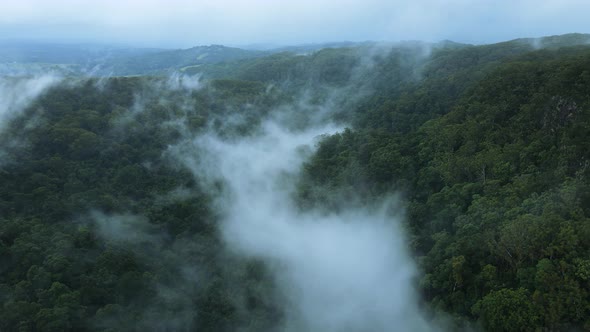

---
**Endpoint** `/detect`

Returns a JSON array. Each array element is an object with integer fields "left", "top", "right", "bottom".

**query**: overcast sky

[{"left": 0, "top": 0, "right": 588, "bottom": 48}]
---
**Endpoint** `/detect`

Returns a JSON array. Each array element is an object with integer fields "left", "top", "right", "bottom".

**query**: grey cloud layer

[{"left": 0, "top": 0, "right": 588, "bottom": 46}]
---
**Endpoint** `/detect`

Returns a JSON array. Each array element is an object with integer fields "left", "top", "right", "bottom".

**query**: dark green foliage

[
  {"left": 299, "top": 43, "right": 590, "bottom": 330},
  {"left": 2, "top": 34, "right": 590, "bottom": 331},
  {"left": 193, "top": 47, "right": 365, "bottom": 91},
  {"left": 472, "top": 288, "right": 539, "bottom": 331},
  {"left": 0, "top": 76, "right": 283, "bottom": 331}
]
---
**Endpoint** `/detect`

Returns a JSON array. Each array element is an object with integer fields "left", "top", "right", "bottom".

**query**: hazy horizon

[{"left": 0, "top": 0, "right": 589, "bottom": 48}]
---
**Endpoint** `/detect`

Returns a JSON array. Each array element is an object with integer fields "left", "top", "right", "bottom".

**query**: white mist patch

[
  {"left": 179, "top": 121, "right": 436, "bottom": 331},
  {"left": 87, "top": 210, "right": 203, "bottom": 331},
  {"left": 0, "top": 74, "right": 62, "bottom": 162},
  {"left": 89, "top": 211, "right": 161, "bottom": 245},
  {"left": 114, "top": 73, "right": 203, "bottom": 131},
  {"left": 165, "top": 72, "right": 202, "bottom": 91},
  {"left": 0, "top": 74, "right": 61, "bottom": 128}
]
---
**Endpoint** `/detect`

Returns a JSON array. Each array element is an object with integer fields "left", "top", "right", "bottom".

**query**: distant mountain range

[{"left": 0, "top": 33, "right": 588, "bottom": 76}]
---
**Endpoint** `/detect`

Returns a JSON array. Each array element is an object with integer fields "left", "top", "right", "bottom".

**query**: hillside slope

[{"left": 0, "top": 34, "right": 589, "bottom": 331}]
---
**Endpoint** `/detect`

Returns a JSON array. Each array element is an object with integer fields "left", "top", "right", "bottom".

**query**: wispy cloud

[
  {"left": 173, "top": 119, "right": 436, "bottom": 330},
  {"left": 0, "top": 74, "right": 61, "bottom": 162}
]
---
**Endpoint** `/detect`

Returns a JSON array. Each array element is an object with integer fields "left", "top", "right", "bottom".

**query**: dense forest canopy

[{"left": 1, "top": 33, "right": 590, "bottom": 331}]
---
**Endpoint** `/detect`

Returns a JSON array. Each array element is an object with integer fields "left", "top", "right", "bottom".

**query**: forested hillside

[
  {"left": 1, "top": 34, "right": 589, "bottom": 331},
  {"left": 299, "top": 41, "right": 590, "bottom": 330}
]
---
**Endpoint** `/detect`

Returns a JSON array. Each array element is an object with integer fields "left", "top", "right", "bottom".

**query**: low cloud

[
  {"left": 0, "top": 74, "right": 61, "bottom": 128},
  {"left": 173, "top": 120, "right": 437, "bottom": 331},
  {"left": 0, "top": 74, "right": 62, "bottom": 162},
  {"left": 87, "top": 210, "right": 202, "bottom": 331}
]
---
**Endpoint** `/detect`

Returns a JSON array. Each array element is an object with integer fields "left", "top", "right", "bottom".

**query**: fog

[
  {"left": 0, "top": 74, "right": 61, "bottom": 161},
  {"left": 88, "top": 211, "right": 203, "bottom": 331},
  {"left": 0, "top": 75, "right": 60, "bottom": 128},
  {"left": 173, "top": 116, "right": 436, "bottom": 330},
  {"left": 0, "top": 0, "right": 589, "bottom": 47}
]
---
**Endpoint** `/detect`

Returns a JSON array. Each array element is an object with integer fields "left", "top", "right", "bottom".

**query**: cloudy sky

[{"left": 0, "top": 0, "right": 588, "bottom": 48}]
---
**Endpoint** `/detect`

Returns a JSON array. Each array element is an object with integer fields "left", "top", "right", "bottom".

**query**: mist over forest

[{"left": 1, "top": 3, "right": 590, "bottom": 330}]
